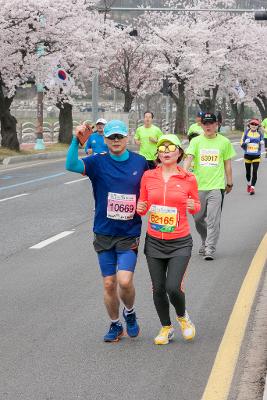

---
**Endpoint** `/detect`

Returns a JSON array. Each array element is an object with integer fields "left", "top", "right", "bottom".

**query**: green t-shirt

[
  {"left": 262, "top": 118, "right": 267, "bottom": 139},
  {"left": 134, "top": 125, "right": 163, "bottom": 160},
  {"left": 187, "top": 123, "right": 204, "bottom": 136},
  {"left": 186, "top": 134, "right": 236, "bottom": 190}
]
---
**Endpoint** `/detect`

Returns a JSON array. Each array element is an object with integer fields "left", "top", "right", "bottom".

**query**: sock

[
  {"left": 111, "top": 318, "right": 120, "bottom": 324},
  {"left": 124, "top": 306, "right": 135, "bottom": 315}
]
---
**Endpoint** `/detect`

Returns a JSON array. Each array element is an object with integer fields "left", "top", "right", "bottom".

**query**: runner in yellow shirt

[
  {"left": 134, "top": 111, "right": 163, "bottom": 169},
  {"left": 184, "top": 113, "right": 236, "bottom": 260},
  {"left": 187, "top": 112, "right": 204, "bottom": 142},
  {"left": 261, "top": 117, "right": 267, "bottom": 158}
]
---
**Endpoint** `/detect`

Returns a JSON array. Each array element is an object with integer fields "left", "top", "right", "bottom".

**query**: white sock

[
  {"left": 111, "top": 318, "right": 120, "bottom": 324},
  {"left": 124, "top": 306, "right": 135, "bottom": 315}
]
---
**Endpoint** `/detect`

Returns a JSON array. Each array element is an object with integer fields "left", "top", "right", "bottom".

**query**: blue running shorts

[
  {"left": 93, "top": 234, "right": 139, "bottom": 277},
  {"left": 97, "top": 249, "right": 137, "bottom": 277}
]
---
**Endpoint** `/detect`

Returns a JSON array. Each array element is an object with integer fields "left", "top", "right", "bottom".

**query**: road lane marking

[
  {"left": 0, "top": 159, "right": 66, "bottom": 173},
  {"left": 0, "top": 175, "right": 14, "bottom": 180},
  {"left": 0, "top": 172, "right": 66, "bottom": 191},
  {"left": 0, "top": 193, "right": 30, "bottom": 202},
  {"left": 30, "top": 230, "right": 75, "bottom": 249},
  {"left": 201, "top": 232, "right": 267, "bottom": 400},
  {"left": 234, "top": 158, "right": 244, "bottom": 162},
  {"left": 64, "top": 177, "right": 88, "bottom": 185}
]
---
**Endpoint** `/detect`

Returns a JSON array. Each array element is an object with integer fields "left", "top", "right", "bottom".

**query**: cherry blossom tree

[
  {"left": 0, "top": 0, "right": 103, "bottom": 149},
  {"left": 99, "top": 23, "right": 160, "bottom": 112}
]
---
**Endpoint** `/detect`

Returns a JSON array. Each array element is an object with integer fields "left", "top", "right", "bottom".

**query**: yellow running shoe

[
  {"left": 177, "top": 311, "right": 196, "bottom": 341},
  {"left": 154, "top": 325, "right": 174, "bottom": 345}
]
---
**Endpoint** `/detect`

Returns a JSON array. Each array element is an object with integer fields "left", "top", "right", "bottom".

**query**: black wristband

[{"left": 226, "top": 183, "right": 233, "bottom": 188}]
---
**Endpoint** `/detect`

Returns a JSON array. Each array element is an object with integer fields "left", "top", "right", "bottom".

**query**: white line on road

[
  {"left": 64, "top": 177, "right": 88, "bottom": 185},
  {"left": 0, "top": 193, "right": 30, "bottom": 202},
  {"left": 29, "top": 230, "right": 75, "bottom": 249}
]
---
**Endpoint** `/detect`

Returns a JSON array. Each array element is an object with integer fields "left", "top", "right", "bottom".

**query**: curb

[{"left": 2, "top": 151, "right": 68, "bottom": 166}]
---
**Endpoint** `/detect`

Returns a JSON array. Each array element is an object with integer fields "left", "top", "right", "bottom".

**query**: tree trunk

[
  {"left": 123, "top": 91, "right": 134, "bottom": 112},
  {"left": 230, "top": 99, "right": 245, "bottom": 131},
  {"left": 253, "top": 94, "right": 267, "bottom": 119},
  {"left": 170, "top": 81, "right": 186, "bottom": 134},
  {"left": 56, "top": 101, "right": 73, "bottom": 144},
  {"left": 197, "top": 86, "right": 218, "bottom": 113},
  {"left": 0, "top": 84, "right": 19, "bottom": 150}
]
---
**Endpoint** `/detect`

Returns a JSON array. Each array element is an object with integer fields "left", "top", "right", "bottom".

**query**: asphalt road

[{"left": 1, "top": 143, "right": 267, "bottom": 400}]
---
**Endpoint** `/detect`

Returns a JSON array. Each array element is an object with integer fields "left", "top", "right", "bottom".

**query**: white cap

[{"left": 96, "top": 118, "right": 107, "bottom": 125}]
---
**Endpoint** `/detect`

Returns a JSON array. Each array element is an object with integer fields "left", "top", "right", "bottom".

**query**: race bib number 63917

[{"left": 107, "top": 193, "right": 136, "bottom": 220}]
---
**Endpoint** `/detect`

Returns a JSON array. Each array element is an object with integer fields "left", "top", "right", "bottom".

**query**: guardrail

[
  {"left": 16, "top": 117, "right": 243, "bottom": 144},
  {"left": 17, "top": 120, "right": 85, "bottom": 144}
]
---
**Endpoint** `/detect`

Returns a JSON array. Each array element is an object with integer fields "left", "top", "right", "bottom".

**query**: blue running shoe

[
  {"left": 123, "top": 309, "right": 140, "bottom": 338},
  {"left": 104, "top": 322, "right": 124, "bottom": 342}
]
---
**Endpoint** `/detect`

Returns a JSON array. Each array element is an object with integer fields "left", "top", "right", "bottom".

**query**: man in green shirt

[
  {"left": 134, "top": 111, "right": 163, "bottom": 169},
  {"left": 187, "top": 112, "right": 204, "bottom": 142},
  {"left": 261, "top": 117, "right": 267, "bottom": 158},
  {"left": 184, "top": 113, "right": 236, "bottom": 260}
]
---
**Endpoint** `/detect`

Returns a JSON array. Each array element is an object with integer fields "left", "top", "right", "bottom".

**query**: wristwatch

[{"left": 226, "top": 183, "right": 233, "bottom": 188}]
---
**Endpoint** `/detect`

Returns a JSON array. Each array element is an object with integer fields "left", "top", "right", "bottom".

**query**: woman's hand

[
  {"left": 137, "top": 200, "right": 148, "bottom": 213},
  {"left": 187, "top": 198, "right": 195, "bottom": 211}
]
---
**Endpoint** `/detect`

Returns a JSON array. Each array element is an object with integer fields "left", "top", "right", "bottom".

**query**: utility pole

[
  {"left": 92, "top": 71, "right": 99, "bottom": 123},
  {"left": 35, "top": 15, "right": 46, "bottom": 150}
]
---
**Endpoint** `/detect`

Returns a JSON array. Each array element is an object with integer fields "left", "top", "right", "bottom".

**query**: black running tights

[
  {"left": 245, "top": 162, "right": 259, "bottom": 187},
  {"left": 146, "top": 255, "right": 190, "bottom": 326}
]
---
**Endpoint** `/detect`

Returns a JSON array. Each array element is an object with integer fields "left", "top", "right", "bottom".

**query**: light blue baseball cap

[{"left": 104, "top": 120, "right": 128, "bottom": 137}]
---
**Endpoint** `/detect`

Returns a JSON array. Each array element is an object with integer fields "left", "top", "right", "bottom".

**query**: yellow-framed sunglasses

[{"left": 158, "top": 144, "right": 178, "bottom": 153}]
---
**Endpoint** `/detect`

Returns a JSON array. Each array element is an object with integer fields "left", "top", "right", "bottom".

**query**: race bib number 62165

[{"left": 107, "top": 193, "right": 136, "bottom": 220}]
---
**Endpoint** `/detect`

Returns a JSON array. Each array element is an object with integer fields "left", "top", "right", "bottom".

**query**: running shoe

[
  {"left": 123, "top": 309, "right": 140, "bottom": 337},
  {"left": 198, "top": 244, "right": 206, "bottom": 255},
  {"left": 247, "top": 184, "right": 251, "bottom": 193},
  {"left": 203, "top": 250, "right": 214, "bottom": 261},
  {"left": 177, "top": 311, "right": 196, "bottom": 341},
  {"left": 250, "top": 186, "right": 255, "bottom": 195},
  {"left": 104, "top": 322, "right": 124, "bottom": 342},
  {"left": 154, "top": 325, "right": 174, "bottom": 345}
]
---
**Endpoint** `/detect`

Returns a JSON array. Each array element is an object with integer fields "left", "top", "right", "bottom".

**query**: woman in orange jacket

[{"left": 137, "top": 134, "right": 201, "bottom": 345}]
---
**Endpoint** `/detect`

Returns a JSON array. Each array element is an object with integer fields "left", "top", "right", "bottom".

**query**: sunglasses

[
  {"left": 250, "top": 123, "right": 259, "bottom": 126},
  {"left": 107, "top": 134, "right": 125, "bottom": 140},
  {"left": 158, "top": 144, "right": 178, "bottom": 153}
]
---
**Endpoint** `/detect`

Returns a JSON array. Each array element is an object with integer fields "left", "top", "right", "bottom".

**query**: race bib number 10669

[{"left": 107, "top": 193, "right": 136, "bottom": 220}]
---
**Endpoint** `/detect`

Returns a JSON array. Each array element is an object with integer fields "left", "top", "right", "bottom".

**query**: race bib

[
  {"left": 200, "top": 149, "right": 220, "bottom": 167},
  {"left": 247, "top": 143, "right": 259, "bottom": 154},
  {"left": 149, "top": 205, "right": 179, "bottom": 233},
  {"left": 107, "top": 193, "right": 136, "bottom": 220}
]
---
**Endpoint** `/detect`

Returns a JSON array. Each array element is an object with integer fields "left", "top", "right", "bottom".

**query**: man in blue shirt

[
  {"left": 85, "top": 118, "right": 108, "bottom": 155},
  {"left": 66, "top": 120, "right": 148, "bottom": 342}
]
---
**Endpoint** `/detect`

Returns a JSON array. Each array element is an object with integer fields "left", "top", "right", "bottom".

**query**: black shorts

[
  {"left": 244, "top": 154, "right": 261, "bottom": 163},
  {"left": 93, "top": 234, "right": 140, "bottom": 253}
]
